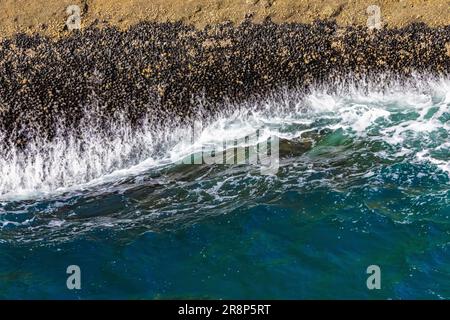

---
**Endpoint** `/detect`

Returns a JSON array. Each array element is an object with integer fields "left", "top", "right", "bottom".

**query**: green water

[{"left": 0, "top": 77, "right": 449, "bottom": 299}]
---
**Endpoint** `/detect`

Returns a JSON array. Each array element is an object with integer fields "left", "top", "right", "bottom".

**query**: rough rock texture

[
  {"left": 0, "top": 0, "right": 449, "bottom": 38},
  {"left": 0, "top": 1, "right": 449, "bottom": 147},
  {"left": 0, "top": 20, "right": 449, "bottom": 148}
]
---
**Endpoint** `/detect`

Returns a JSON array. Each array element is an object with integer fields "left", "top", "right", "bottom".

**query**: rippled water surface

[{"left": 0, "top": 77, "right": 449, "bottom": 299}]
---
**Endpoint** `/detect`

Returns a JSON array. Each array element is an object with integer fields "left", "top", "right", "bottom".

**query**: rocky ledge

[{"left": 0, "top": 20, "right": 449, "bottom": 147}]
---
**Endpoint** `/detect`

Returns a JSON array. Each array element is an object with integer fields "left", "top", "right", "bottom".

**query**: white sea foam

[{"left": 0, "top": 75, "right": 449, "bottom": 200}]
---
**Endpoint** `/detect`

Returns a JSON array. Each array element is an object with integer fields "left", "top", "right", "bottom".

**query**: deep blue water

[{"left": 0, "top": 77, "right": 449, "bottom": 299}]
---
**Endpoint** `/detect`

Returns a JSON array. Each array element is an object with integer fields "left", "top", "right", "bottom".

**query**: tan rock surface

[{"left": 0, "top": 0, "right": 449, "bottom": 38}]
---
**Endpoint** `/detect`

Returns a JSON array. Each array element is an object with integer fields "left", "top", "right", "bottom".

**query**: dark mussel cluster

[{"left": 0, "top": 20, "right": 449, "bottom": 147}]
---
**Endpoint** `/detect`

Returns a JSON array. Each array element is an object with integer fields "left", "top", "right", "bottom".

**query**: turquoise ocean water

[{"left": 0, "top": 76, "right": 449, "bottom": 299}]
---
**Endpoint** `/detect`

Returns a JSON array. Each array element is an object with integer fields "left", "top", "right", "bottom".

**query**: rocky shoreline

[
  {"left": 1, "top": 0, "right": 449, "bottom": 38},
  {"left": 0, "top": 20, "right": 449, "bottom": 147}
]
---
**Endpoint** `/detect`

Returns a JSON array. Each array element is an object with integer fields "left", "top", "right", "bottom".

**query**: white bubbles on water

[{"left": 0, "top": 75, "right": 449, "bottom": 201}]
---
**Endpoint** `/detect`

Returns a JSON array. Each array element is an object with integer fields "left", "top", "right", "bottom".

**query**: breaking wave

[{"left": 0, "top": 75, "right": 449, "bottom": 242}]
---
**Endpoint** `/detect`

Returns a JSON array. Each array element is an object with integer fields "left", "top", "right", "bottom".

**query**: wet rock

[{"left": 0, "top": 20, "right": 448, "bottom": 148}]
